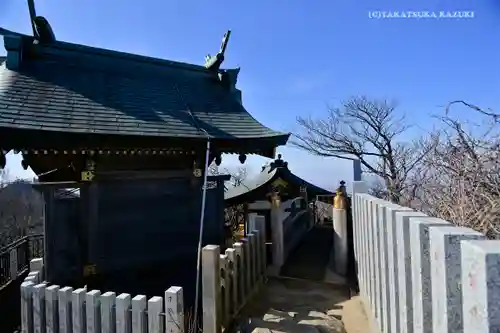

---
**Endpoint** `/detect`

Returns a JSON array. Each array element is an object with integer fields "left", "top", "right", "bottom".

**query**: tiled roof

[
  {"left": 224, "top": 157, "right": 333, "bottom": 201},
  {"left": 0, "top": 36, "right": 289, "bottom": 145}
]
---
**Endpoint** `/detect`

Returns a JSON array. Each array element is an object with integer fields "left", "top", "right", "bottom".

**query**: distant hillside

[{"left": 0, "top": 180, "right": 44, "bottom": 247}]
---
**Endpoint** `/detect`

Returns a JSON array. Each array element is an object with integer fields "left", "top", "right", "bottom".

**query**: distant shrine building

[
  {"left": 0, "top": 24, "right": 289, "bottom": 303},
  {"left": 224, "top": 154, "right": 333, "bottom": 262}
]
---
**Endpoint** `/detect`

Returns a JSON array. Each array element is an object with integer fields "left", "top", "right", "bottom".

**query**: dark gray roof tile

[{"left": 0, "top": 40, "right": 289, "bottom": 145}]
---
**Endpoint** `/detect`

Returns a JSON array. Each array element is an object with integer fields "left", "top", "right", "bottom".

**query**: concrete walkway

[
  {"left": 280, "top": 224, "right": 334, "bottom": 281},
  {"left": 235, "top": 224, "right": 355, "bottom": 333}
]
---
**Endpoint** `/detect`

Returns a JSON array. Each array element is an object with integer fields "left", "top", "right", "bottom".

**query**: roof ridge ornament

[
  {"left": 204, "top": 30, "right": 231, "bottom": 71},
  {"left": 27, "top": 0, "right": 56, "bottom": 43}
]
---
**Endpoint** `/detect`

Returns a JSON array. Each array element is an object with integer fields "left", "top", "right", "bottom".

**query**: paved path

[
  {"left": 280, "top": 224, "right": 334, "bottom": 281},
  {"left": 236, "top": 224, "right": 351, "bottom": 333}
]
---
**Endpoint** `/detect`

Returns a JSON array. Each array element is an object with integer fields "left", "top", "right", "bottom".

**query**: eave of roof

[
  {"left": 0, "top": 33, "right": 290, "bottom": 151},
  {"left": 224, "top": 161, "right": 333, "bottom": 202}
]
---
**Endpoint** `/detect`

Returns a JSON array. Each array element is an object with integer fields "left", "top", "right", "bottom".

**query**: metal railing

[{"left": 0, "top": 234, "right": 44, "bottom": 288}]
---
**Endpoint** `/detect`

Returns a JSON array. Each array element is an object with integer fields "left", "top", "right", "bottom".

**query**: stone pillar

[
  {"left": 376, "top": 202, "right": 389, "bottom": 332},
  {"left": 384, "top": 204, "right": 413, "bottom": 333},
  {"left": 202, "top": 245, "right": 221, "bottom": 333},
  {"left": 165, "top": 286, "right": 184, "bottom": 333},
  {"left": 247, "top": 213, "right": 257, "bottom": 234},
  {"left": 147, "top": 296, "right": 163, "bottom": 333},
  {"left": 21, "top": 281, "right": 35, "bottom": 333},
  {"left": 358, "top": 194, "right": 370, "bottom": 300},
  {"left": 254, "top": 216, "right": 267, "bottom": 276},
  {"left": 333, "top": 208, "right": 348, "bottom": 276},
  {"left": 429, "top": 226, "right": 484, "bottom": 333},
  {"left": 395, "top": 210, "right": 428, "bottom": 333},
  {"left": 132, "top": 295, "right": 147, "bottom": 333},
  {"left": 30, "top": 258, "right": 44, "bottom": 272},
  {"left": 270, "top": 195, "right": 284, "bottom": 272},
  {"left": 409, "top": 217, "right": 450, "bottom": 333},
  {"left": 353, "top": 159, "right": 362, "bottom": 181},
  {"left": 46, "top": 285, "right": 60, "bottom": 333},
  {"left": 86, "top": 289, "right": 101, "bottom": 333},
  {"left": 58, "top": 286, "right": 73, "bottom": 333},
  {"left": 352, "top": 181, "right": 367, "bottom": 274},
  {"left": 462, "top": 240, "right": 500, "bottom": 332}
]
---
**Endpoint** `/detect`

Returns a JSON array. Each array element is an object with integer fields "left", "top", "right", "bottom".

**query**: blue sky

[{"left": 1, "top": 0, "right": 499, "bottom": 190}]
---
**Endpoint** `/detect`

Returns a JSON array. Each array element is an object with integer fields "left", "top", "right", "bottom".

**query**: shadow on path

[
  {"left": 280, "top": 223, "right": 334, "bottom": 281},
  {"left": 233, "top": 223, "right": 351, "bottom": 332}
]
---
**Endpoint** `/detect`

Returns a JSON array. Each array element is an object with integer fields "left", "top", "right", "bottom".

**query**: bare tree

[
  {"left": 0, "top": 170, "right": 44, "bottom": 247},
  {"left": 410, "top": 102, "right": 500, "bottom": 238},
  {"left": 294, "top": 96, "right": 431, "bottom": 203}
]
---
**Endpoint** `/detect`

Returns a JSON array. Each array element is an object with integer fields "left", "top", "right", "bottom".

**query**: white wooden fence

[{"left": 19, "top": 217, "right": 267, "bottom": 333}]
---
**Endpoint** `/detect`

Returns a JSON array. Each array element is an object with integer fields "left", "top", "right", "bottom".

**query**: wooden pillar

[
  {"left": 243, "top": 202, "right": 249, "bottom": 236},
  {"left": 85, "top": 182, "right": 99, "bottom": 277},
  {"left": 42, "top": 188, "right": 55, "bottom": 281}
]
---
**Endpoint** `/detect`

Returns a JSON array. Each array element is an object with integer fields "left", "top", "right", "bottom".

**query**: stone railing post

[
  {"left": 247, "top": 213, "right": 257, "bottom": 235},
  {"left": 165, "top": 286, "right": 184, "bottom": 333},
  {"left": 429, "top": 226, "right": 484, "bottom": 332},
  {"left": 409, "top": 216, "right": 450, "bottom": 333},
  {"left": 333, "top": 184, "right": 348, "bottom": 276},
  {"left": 332, "top": 207, "right": 348, "bottom": 276},
  {"left": 352, "top": 182, "right": 366, "bottom": 260},
  {"left": 21, "top": 281, "right": 35, "bottom": 333},
  {"left": 462, "top": 240, "right": 500, "bottom": 332},
  {"left": 202, "top": 245, "right": 221, "bottom": 333}
]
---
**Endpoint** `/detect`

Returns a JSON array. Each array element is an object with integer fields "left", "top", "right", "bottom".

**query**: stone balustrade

[
  {"left": 352, "top": 180, "right": 500, "bottom": 333},
  {"left": 19, "top": 218, "right": 267, "bottom": 333}
]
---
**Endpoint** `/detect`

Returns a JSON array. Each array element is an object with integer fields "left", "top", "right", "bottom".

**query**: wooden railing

[{"left": 0, "top": 234, "right": 43, "bottom": 289}]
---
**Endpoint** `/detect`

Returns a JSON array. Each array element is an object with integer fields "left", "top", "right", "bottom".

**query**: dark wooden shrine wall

[{"left": 43, "top": 173, "right": 227, "bottom": 299}]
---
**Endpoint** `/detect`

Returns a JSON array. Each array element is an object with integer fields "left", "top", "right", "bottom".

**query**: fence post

[
  {"left": 383, "top": 204, "right": 413, "bottom": 333},
  {"left": 409, "top": 217, "right": 450, "bottom": 333},
  {"left": 25, "top": 271, "right": 41, "bottom": 284},
  {"left": 9, "top": 248, "right": 18, "bottom": 280},
  {"left": 254, "top": 216, "right": 267, "bottom": 279},
  {"left": 101, "top": 292, "right": 116, "bottom": 333},
  {"left": 250, "top": 230, "right": 262, "bottom": 283},
  {"left": 270, "top": 202, "right": 284, "bottom": 272},
  {"left": 429, "top": 227, "right": 484, "bottom": 332},
  {"left": 219, "top": 255, "right": 230, "bottom": 329},
  {"left": 352, "top": 181, "right": 367, "bottom": 285},
  {"left": 241, "top": 238, "right": 251, "bottom": 294},
  {"left": 247, "top": 213, "right": 257, "bottom": 237},
  {"left": 72, "top": 288, "right": 86, "bottom": 333},
  {"left": 30, "top": 258, "right": 44, "bottom": 273},
  {"left": 333, "top": 207, "right": 348, "bottom": 276},
  {"left": 225, "top": 248, "right": 238, "bottom": 315},
  {"left": 32, "top": 283, "right": 47, "bottom": 333},
  {"left": 21, "top": 281, "right": 35, "bottom": 333},
  {"left": 86, "top": 290, "right": 101, "bottom": 333},
  {"left": 247, "top": 233, "right": 257, "bottom": 289},
  {"left": 58, "top": 287, "right": 73, "bottom": 333},
  {"left": 202, "top": 245, "right": 221, "bottom": 333},
  {"left": 390, "top": 210, "right": 427, "bottom": 333},
  {"left": 165, "top": 286, "right": 184, "bottom": 333},
  {"left": 147, "top": 296, "right": 164, "bottom": 333},
  {"left": 46, "top": 285, "right": 60, "bottom": 333},
  {"left": 116, "top": 293, "right": 132, "bottom": 333},
  {"left": 462, "top": 240, "right": 500, "bottom": 332},
  {"left": 233, "top": 242, "right": 245, "bottom": 307},
  {"left": 131, "top": 295, "right": 147, "bottom": 333}
]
